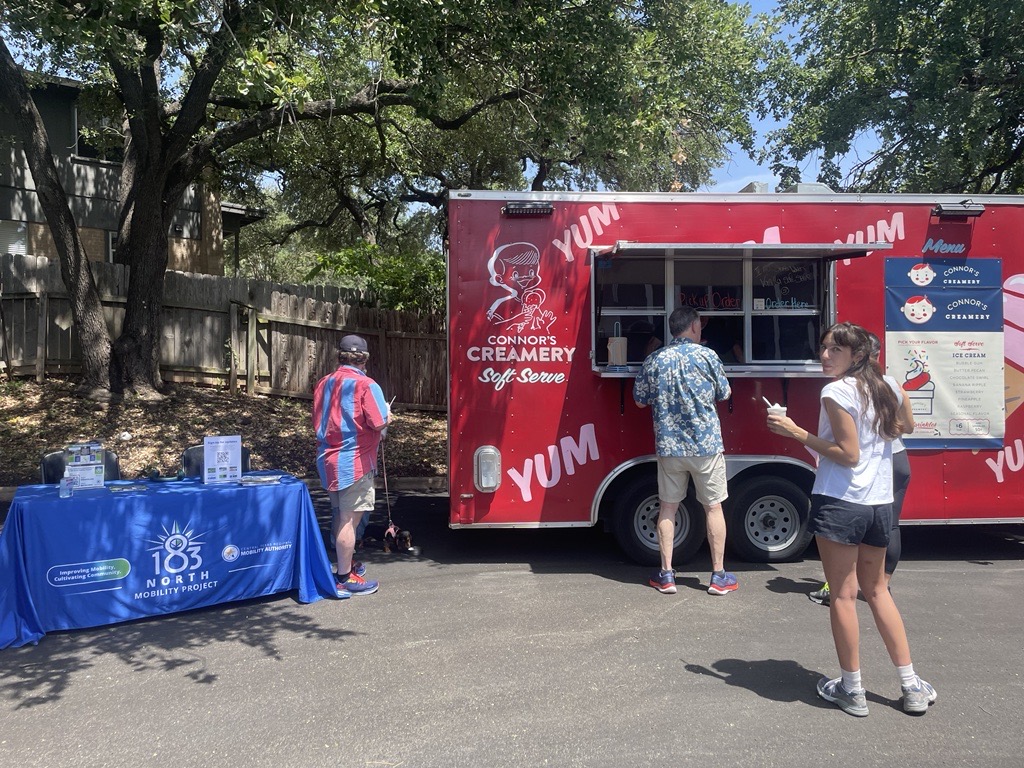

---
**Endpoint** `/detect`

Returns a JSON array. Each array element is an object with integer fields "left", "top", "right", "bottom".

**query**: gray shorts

[{"left": 809, "top": 494, "right": 892, "bottom": 548}]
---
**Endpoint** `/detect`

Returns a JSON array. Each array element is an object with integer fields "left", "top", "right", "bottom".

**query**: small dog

[
  {"left": 358, "top": 522, "right": 419, "bottom": 555},
  {"left": 383, "top": 524, "right": 416, "bottom": 554}
]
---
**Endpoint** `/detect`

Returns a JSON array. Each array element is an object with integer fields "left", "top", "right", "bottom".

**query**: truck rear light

[{"left": 473, "top": 446, "right": 502, "bottom": 492}]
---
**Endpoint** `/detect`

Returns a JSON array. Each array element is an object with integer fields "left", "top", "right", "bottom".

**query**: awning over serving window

[{"left": 593, "top": 241, "right": 892, "bottom": 260}]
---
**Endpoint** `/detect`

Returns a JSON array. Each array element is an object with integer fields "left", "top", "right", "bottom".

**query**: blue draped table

[{"left": 0, "top": 474, "right": 339, "bottom": 649}]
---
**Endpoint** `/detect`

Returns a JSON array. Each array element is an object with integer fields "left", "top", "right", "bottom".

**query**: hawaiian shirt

[{"left": 633, "top": 336, "right": 731, "bottom": 457}]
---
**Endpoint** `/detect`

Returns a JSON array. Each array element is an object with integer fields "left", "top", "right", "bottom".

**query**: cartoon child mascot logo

[
  {"left": 901, "top": 295, "right": 936, "bottom": 324},
  {"left": 486, "top": 242, "right": 556, "bottom": 331},
  {"left": 908, "top": 262, "right": 937, "bottom": 286}
]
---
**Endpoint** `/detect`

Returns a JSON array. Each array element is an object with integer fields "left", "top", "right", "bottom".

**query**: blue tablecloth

[{"left": 0, "top": 474, "right": 339, "bottom": 649}]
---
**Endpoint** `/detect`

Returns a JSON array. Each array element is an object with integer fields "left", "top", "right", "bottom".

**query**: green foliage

[
  {"left": 235, "top": 209, "right": 320, "bottom": 284},
  {"left": 307, "top": 243, "right": 445, "bottom": 314},
  {"left": 0, "top": 378, "right": 27, "bottom": 398},
  {"left": 2, "top": 0, "right": 770, "bottom": 381},
  {"left": 211, "top": 1, "right": 772, "bottom": 308},
  {"left": 759, "top": 0, "right": 1024, "bottom": 193},
  {"left": 213, "top": 0, "right": 771, "bottom": 200}
]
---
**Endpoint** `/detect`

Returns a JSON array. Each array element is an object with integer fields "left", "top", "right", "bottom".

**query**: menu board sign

[
  {"left": 752, "top": 260, "right": 821, "bottom": 310},
  {"left": 884, "top": 258, "right": 1004, "bottom": 449}
]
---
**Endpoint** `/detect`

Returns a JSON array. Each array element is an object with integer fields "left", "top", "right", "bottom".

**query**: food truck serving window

[
  {"left": 594, "top": 258, "right": 666, "bottom": 366},
  {"left": 591, "top": 241, "right": 891, "bottom": 375}
]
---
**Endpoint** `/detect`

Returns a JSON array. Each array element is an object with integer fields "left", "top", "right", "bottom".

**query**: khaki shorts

[
  {"left": 329, "top": 472, "right": 376, "bottom": 516},
  {"left": 657, "top": 454, "right": 728, "bottom": 507}
]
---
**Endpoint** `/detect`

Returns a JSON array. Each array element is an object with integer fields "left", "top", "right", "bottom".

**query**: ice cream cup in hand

[{"left": 767, "top": 405, "right": 787, "bottom": 418}]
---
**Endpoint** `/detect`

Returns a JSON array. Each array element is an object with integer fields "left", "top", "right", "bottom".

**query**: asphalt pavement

[{"left": 1, "top": 488, "right": 1022, "bottom": 768}]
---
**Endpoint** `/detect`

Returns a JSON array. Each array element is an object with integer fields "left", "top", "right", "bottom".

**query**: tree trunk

[
  {"left": 110, "top": 186, "right": 170, "bottom": 396},
  {"left": 0, "top": 40, "right": 112, "bottom": 393}
]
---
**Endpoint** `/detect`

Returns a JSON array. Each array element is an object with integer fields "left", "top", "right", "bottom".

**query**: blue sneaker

[
  {"left": 352, "top": 561, "right": 366, "bottom": 577},
  {"left": 338, "top": 572, "right": 379, "bottom": 596},
  {"left": 649, "top": 570, "right": 677, "bottom": 594},
  {"left": 336, "top": 586, "right": 352, "bottom": 599},
  {"left": 708, "top": 571, "right": 738, "bottom": 595}
]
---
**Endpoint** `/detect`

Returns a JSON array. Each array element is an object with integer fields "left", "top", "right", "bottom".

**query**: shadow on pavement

[
  {"left": 682, "top": 657, "right": 907, "bottom": 712},
  {"left": 0, "top": 596, "right": 356, "bottom": 709},
  {"left": 311, "top": 487, "right": 642, "bottom": 582},
  {"left": 308, "top": 487, "right": 796, "bottom": 587},
  {"left": 764, "top": 574, "right": 828, "bottom": 596},
  {"left": 683, "top": 657, "right": 827, "bottom": 705}
]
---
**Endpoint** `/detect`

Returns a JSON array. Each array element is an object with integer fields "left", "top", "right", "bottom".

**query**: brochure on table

[
  {"left": 203, "top": 435, "right": 244, "bottom": 483},
  {"left": 64, "top": 442, "right": 106, "bottom": 489}
]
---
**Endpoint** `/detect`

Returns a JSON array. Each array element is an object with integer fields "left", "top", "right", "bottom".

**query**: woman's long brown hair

[{"left": 822, "top": 322, "right": 901, "bottom": 440}]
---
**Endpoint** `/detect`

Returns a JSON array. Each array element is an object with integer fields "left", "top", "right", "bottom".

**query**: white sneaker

[{"left": 901, "top": 677, "right": 937, "bottom": 714}]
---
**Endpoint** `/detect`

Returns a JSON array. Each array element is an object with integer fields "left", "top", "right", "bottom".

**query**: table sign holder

[
  {"left": 65, "top": 442, "right": 105, "bottom": 489},
  {"left": 202, "top": 435, "right": 243, "bottom": 483}
]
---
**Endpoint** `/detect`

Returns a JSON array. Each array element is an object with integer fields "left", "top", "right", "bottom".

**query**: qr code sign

[{"left": 216, "top": 451, "right": 229, "bottom": 464}]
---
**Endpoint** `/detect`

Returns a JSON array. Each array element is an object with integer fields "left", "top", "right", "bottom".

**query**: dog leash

[{"left": 380, "top": 423, "right": 398, "bottom": 541}]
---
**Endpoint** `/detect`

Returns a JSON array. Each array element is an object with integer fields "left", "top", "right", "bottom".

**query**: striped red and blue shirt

[{"left": 313, "top": 366, "right": 389, "bottom": 491}]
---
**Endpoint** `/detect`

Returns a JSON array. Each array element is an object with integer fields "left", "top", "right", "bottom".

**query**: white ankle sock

[
  {"left": 897, "top": 663, "right": 917, "bottom": 688},
  {"left": 841, "top": 668, "right": 863, "bottom": 694}
]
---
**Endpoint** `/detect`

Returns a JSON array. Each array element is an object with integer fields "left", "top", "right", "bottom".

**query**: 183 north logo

[{"left": 135, "top": 521, "right": 219, "bottom": 599}]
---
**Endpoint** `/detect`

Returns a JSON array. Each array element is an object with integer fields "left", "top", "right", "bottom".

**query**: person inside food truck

[
  {"left": 700, "top": 316, "right": 744, "bottom": 363},
  {"left": 626, "top": 320, "right": 662, "bottom": 362}
]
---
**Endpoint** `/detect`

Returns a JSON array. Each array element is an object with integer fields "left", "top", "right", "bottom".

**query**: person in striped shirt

[{"left": 313, "top": 335, "right": 390, "bottom": 597}]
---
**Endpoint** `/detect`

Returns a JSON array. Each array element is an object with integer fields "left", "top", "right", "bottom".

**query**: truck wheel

[
  {"left": 726, "top": 476, "right": 812, "bottom": 563},
  {"left": 611, "top": 475, "right": 706, "bottom": 566}
]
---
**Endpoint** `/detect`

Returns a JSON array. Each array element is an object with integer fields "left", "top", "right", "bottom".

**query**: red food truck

[{"left": 446, "top": 188, "right": 1023, "bottom": 564}]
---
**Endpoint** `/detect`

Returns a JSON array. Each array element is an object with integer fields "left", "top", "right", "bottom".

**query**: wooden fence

[{"left": 0, "top": 254, "right": 448, "bottom": 410}]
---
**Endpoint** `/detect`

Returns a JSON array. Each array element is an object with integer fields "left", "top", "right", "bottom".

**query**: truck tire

[
  {"left": 726, "top": 476, "right": 812, "bottom": 563},
  {"left": 611, "top": 475, "right": 706, "bottom": 566}
]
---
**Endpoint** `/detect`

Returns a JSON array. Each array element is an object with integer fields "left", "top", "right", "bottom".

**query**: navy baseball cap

[{"left": 338, "top": 335, "right": 368, "bottom": 353}]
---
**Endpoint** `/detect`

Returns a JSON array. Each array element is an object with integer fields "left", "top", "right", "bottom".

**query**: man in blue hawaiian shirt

[{"left": 633, "top": 306, "right": 737, "bottom": 596}]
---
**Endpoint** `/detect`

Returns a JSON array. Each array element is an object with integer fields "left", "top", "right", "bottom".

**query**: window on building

[
  {"left": 74, "top": 106, "right": 124, "bottom": 163},
  {"left": 0, "top": 220, "right": 28, "bottom": 256}
]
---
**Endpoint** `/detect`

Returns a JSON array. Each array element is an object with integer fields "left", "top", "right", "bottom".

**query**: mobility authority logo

[{"left": 136, "top": 521, "right": 218, "bottom": 599}]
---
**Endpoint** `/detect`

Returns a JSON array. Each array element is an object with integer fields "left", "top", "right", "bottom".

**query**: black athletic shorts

[{"left": 809, "top": 494, "right": 892, "bottom": 548}]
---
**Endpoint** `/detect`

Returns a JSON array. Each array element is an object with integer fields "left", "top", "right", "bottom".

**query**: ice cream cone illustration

[{"left": 903, "top": 352, "right": 936, "bottom": 415}]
